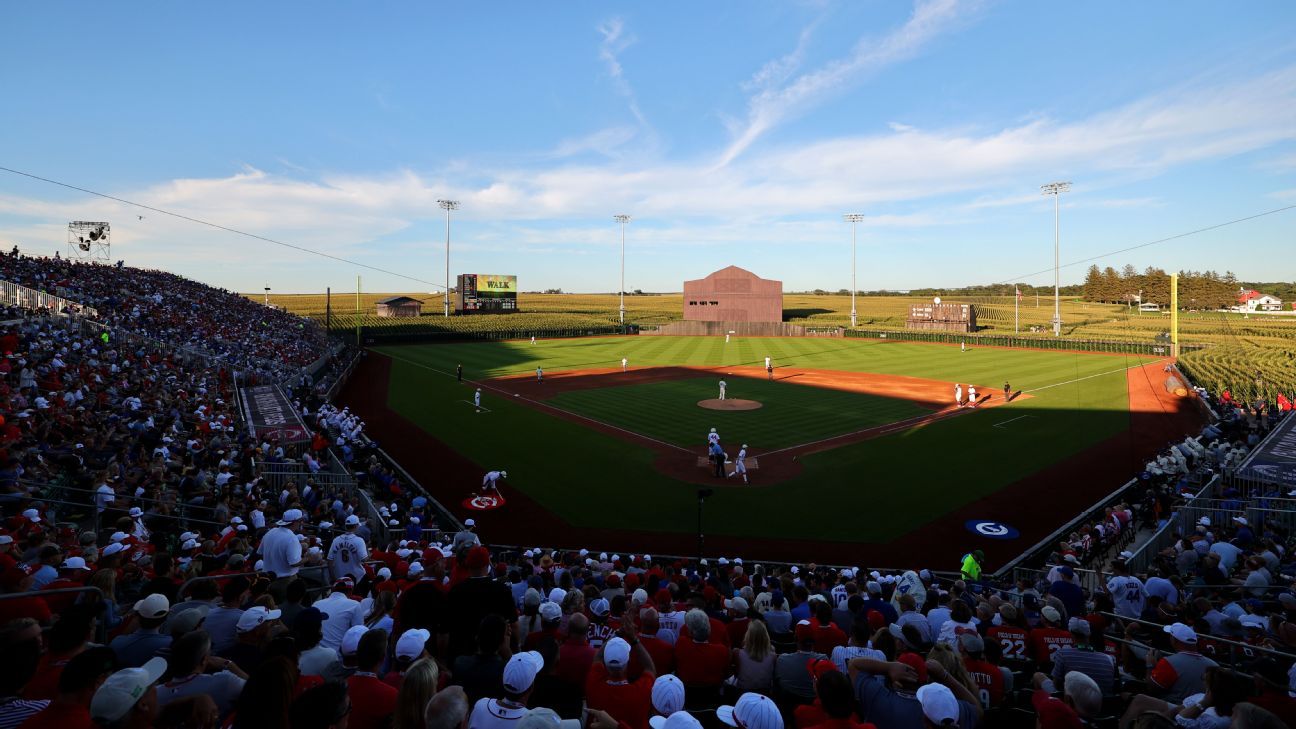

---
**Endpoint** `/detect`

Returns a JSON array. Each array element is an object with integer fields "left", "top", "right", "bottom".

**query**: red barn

[{"left": 682, "top": 266, "right": 783, "bottom": 323}]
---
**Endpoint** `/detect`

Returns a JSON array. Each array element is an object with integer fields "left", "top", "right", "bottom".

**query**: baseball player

[
  {"left": 456, "top": 363, "right": 463, "bottom": 382},
  {"left": 482, "top": 470, "right": 507, "bottom": 494},
  {"left": 622, "top": 357, "right": 628, "bottom": 372},
  {"left": 728, "top": 444, "right": 749, "bottom": 483},
  {"left": 531, "top": 336, "right": 536, "bottom": 345},
  {"left": 961, "top": 341, "right": 966, "bottom": 353},
  {"left": 718, "top": 379, "right": 727, "bottom": 400},
  {"left": 1003, "top": 381, "right": 1012, "bottom": 403},
  {"left": 536, "top": 367, "right": 543, "bottom": 382},
  {"left": 725, "top": 333, "right": 730, "bottom": 343},
  {"left": 707, "top": 427, "right": 720, "bottom": 448},
  {"left": 968, "top": 384, "right": 978, "bottom": 407},
  {"left": 954, "top": 383, "right": 963, "bottom": 408},
  {"left": 474, "top": 388, "right": 482, "bottom": 410},
  {"left": 764, "top": 356, "right": 771, "bottom": 369}
]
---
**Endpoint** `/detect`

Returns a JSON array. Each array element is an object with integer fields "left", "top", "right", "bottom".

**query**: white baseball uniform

[
  {"left": 731, "top": 448, "right": 748, "bottom": 482},
  {"left": 725, "top": 334, "right": 730, "bottom": 343},
  {"left": 483, "top": 471, "right": 504, "bottom": 491},
  {"left": 764, "top": 356, "right": 771, "bottom": 369},
  {"left": 954, "top": 384, "right": 962, "bottom": 407},
  {"left": 474, "top": 390, "right": 482, "bottom": 407},
  {"left": 719, "top": 380, "right": 727, "bottom": 400},
  {"left": 536, "top": 367, "right": 543, "bottom": 381},
  {"left": 707, "top": 431, "right": 720, "bottom": 446},
  {"left": 968, "top": 385, "right": 977, "bottom": 406},
  {"left": 622, "top": 358, "right": 628, "bottom": 372}
]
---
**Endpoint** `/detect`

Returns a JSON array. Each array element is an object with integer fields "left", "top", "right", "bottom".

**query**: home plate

[{"left": 695, "top": 456, "right": 760, "bottom": 472}]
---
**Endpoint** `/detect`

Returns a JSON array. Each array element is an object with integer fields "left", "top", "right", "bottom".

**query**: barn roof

[{"left": 376, "top": 296, "right": 423, "bottom": 305}]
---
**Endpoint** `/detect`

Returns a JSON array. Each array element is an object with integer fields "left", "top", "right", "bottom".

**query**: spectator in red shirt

[
  {"left": 724, "top": 598, "right": 751, "bottom": 647},
  {"left": 810, "top": 602, "right": 847, "bottom": 654},
  {"left": 1028, "top": 606, "right": 1074, "bottom": 669},
  {"left": 957, "top": 633, "right": 1004, "bottom": 710},
  {"left": 1249, "top": 658, "right": 1296, "bottom": 727},
  {"left": 554, "top": 614, "right": 596, "bottom": 689},
  {"left": 24, "top": 603, "right": 97, "bottom": 701},
  {"left": 674, "top": 610, "right": 730, "bottom": 698},
  {"left": 347, "top": 629, "right": 398, "bottom": 729},
  {"left": 802, "top": 669, "right": 871, "bottom": 729},
  {"left": 585, "top": 626, "right": 656, "bottom": 729},
  {"left": 631, "top": 608, "right": 674, "bottom": 678},
  {"left": 18, "top": 646, "right": 115, "bottom": 729}
]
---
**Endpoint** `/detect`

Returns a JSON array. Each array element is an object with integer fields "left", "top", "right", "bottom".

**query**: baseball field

[{"left": 339, "top": 335, "right": 1206, "bottom": 567}]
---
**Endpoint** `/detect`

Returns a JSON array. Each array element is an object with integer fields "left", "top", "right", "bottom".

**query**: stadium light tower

[
  {"left": 614, "top": 214, "right": 632, "bottom": 324},
  {"left": 438, "top": 199, "right": 460, "bottom": 317},
  {"left": 843, "top": 214, "right": 865, "bottom": 328},
  {"left": 1040, "top": 182, "right": 1071, "bottom": 336}
]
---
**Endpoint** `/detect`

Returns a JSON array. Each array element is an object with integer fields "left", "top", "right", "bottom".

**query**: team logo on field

[
  {"left": 965, "top": 520, "right": 1019, "bottom": 539},
  {"left": 463, "top": 494, "right": 507, "bottom": 511}
]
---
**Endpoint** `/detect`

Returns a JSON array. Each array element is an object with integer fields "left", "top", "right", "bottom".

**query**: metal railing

[
  {"left": 1100, "top": 612, "right": 1296, "bottom": 666},
  {"left": 0, "top": 278, "right": 99, "bottom": 318}
]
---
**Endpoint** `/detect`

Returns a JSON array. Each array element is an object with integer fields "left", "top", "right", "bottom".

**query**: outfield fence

[{"left": 845, "top": 328, "right": 1208, "bottom": 356}]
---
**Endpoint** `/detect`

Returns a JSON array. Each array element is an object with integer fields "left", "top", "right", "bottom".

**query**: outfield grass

[
  {"left": 375, "top": 336, "right": 1152, "bottom": 545},
  {"left": 548, "top": 376, "right": 929, "bottom": 450}
]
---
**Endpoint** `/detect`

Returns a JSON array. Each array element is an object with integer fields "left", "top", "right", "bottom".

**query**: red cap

[
  {"left": 625, "top": 573, "right": 640, "bottom": 589},
  {"left": 703, "top": 585, "right": 719, "bottom": 603},
  {"left": 806, "top": 658, "right": 837, "bottom": 681},
  {"left": 896, "top": 652, "right": 928, "bottom": 685},
  {"left": 1032, "top": 690, "right": 1083, "bottom": 729},
  {"left": 867, "top": 609, "right": 886, "bottom": 633},
  {"left": 795, "top": 620, "right": 814, "bottom": 642},
  {"left": 465, "top": 546, "right": 491, "bottom": 569},
  {"left": 607, "top": 574, "right": 621, "bottom": 587},
  {"left": 655, "top": 588, "right": 673, "bottom": 605}
]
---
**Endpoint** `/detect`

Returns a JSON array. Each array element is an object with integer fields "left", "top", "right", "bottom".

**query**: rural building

[
  {"left": 1235, "top": 289, "right": 1283, "bottom": 312},
  {"left": 375, "top": 295, "right": 424, "bottom": 318},
  {"left": 682, "top": 266, "right": 783, "bottom": 323}
]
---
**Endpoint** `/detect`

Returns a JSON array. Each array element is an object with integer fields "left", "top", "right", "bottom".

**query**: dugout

[{"left": 683, "top": 266, "right": 783, "bottom": 323}]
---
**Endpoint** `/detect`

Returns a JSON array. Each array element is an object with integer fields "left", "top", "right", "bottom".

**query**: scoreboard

[{"left": 456, "top": 274, "right": 518, "bottom": 314}]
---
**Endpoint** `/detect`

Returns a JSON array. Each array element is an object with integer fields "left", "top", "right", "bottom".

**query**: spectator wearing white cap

[
  {"left": 645, "top": 711, "right": 701, "bottom": 729},
  {"left": 1137, "top": 623, "right": 1219, "bottom": 705},
  {"left": 327, "top": 514, "right": 369, "bottom": 582},
  {"left": 1035, "top": 618, "right": 1116, "bottom": 696},
  {"left": 90, "top": 657, "right": 166, "bottom": 729},
  {"left": 157, "top": 632, "right": 246, "bottom": 720},
  {"left": 586, "top": 625, "right": 656, "bottom": 729},
  {"left": 466, "top": 650, "right": 547, "bottom": 729},
  {"left": 717, "top": 692, "right": 783, "bottom": 729},
  {"left": 109, "top": 594, "right": 172, "bottom": 668},
  {"left": 849, "top": 655, "right": 982, "bottom": 729},
  {"left": 222, "top": 605, "right": 282, "bottom": 671},
  {"left": 258, "top": 508, "right": 305, "bottom": 584}
]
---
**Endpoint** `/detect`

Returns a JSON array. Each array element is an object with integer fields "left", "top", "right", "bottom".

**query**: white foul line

[
  {"left": 1023, "top": 358, "right": 1168, "bottom": 394},
  {"left": 993, "top": 414, "right": 1032, "bottom": 429},
  {"left": 384, "top": 351, "right": 694, "bottom": 455}
]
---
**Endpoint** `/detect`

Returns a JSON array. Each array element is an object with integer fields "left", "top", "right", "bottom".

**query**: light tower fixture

[
  {"left": 842, "top": 214, "right": 865, "bottom": 328},
  {"left": 263, "top": 286, "right": 271, "bottom": 307},
  {"left": 613, "top": 214, "right": 632, "bottom": 324},
  {"left": 437, "top": 199, "right": 460, "bottom": 317},
  {"left": 1039, "top": 181, "right": 1071, "bottom": 336}
]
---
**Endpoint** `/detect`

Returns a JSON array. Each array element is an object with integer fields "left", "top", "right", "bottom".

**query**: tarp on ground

[
  {"left": 1236, "top": 414, "right": 1296, "bottom": 488},
  {"left": 239, "top": 384, "right": 310, "bottom": 444}
]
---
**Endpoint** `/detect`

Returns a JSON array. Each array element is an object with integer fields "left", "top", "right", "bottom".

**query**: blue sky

[{"left": 1, "top": 1, "right": 1294, "bottom": 294}]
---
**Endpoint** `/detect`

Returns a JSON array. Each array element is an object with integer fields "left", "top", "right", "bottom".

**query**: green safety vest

[{"left": 960, "top": 553, "right": 981, "bottom": 580}]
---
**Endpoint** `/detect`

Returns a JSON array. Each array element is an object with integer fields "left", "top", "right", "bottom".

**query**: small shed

[{"left": 375, "top": 296, "right": 423, "bottom": 318}]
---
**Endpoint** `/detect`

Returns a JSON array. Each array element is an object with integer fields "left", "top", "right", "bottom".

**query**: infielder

[
  {"left": 621, "top": 357, "right": 628, "bottom": 372},
  {"left": 718, "top": 379, "right": 727, "bottom": 400},
  {"left": 482, "top": 470, "right": 507, "bottom": 494},
  {"left": 764, "top": 356, "right": 771, "bottom": 369},
  {"left": 954, "top": 383, "right": 963, "bottom": 408},
  {"left": 474, "top": 388, "right": 482, "bottom": 410},
  {"left": 536, "top": 367, "right": 543, "bottom": 382},
  {"left": 727, "top": 444, "right": 750, "bottom": 483},
  {"left": 968, "top": 384, "right": 978, "bottom": 407}
]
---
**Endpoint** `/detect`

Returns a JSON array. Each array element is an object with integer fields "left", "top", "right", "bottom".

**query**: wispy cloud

[
  {"left": 717, "top": 0, "right": 975, "bottom": 167},
  {"left": 597, "top": 18, "right": 650, "bottom": 132}
]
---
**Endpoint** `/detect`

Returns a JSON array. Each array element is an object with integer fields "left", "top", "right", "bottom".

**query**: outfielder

[
  {"left": 727, "top": 444, "right": 750, "bottom": 483},
  {"left": 718, "top": 379, "right": 727, "bottom": 400},
  {"left": 954, "top": 383, "right": 963, "bottom": 408},
  {"left": 622, "top": 357, "right": 628, "bottom": 372},
  {"left": 482, "top": 469, "right": 507, "bottom": 494},
  {"left": 536, "top": 367, "right": 543, "bottom": 382},
  {"left": 474, "top": 388, "right": 482, "bottom": 410}
]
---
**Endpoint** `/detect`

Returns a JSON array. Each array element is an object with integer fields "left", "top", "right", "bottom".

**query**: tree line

[{"left": 1081, "top": 265, "right": 1241, "bottom": 309}]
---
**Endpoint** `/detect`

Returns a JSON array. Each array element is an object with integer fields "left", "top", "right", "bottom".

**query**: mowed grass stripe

[{"left": 547, "top": 376, "right": 929, "bottom": 450}]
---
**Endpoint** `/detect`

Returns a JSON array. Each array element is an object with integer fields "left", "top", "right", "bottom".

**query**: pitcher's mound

[{"left": 697, "top": 398, "right": 762, "bottom": 411}]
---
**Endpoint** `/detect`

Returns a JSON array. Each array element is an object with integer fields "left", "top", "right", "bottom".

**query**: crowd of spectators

[{"left": 0, "top": 255, "right": 1294, "bottom": 729}]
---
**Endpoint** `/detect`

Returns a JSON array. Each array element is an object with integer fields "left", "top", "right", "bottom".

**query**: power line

[{"left": 0, "top": 165, "right": 447, "bottom": 290}]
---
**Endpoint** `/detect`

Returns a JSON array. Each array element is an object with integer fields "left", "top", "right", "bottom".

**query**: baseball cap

[
  {"left": 22, "top": 508, "right": 40, "bottom": 522},
  {"left": 604, "top": 637, "right": 631, "bottom": 669},
  {"left": 548, "top": 588, "right": 567, "bottom": 604},
  {"left": 408, "top": 562, "right": 425, "bottom": 577},
  {"left": 1163, "top": 622, "right": 1198, "bottom": 644},
  {"left": 293, "top": 606, "right": 329, "bottom": 630},
  {"left": 1058, "top": 566, "right": 1075, "bottom": 577},
  {"left": 277, "top": 508, "right": 304, "bottom": 525},
  {"left": 539, "top": 602, "right": 562, "bottom": 622},
  {"left": 169, "top": 607, "right": 209, "bottom": 635},
  {"left": 724, "top": 597, "right": 749, "bottom": 612},
  {"left": 1041, "top": 606, "right": 1062, "bottom": 623},
  {"left": 236, "top": 606, "right": 282, "bottom": 633},
  {"left": 90, "top": 657, "right": 166, "bottom": 722},
  {"left": 465, "top": 546, "right": 491, "bottom": 569},
  {"left": 341, "top": 625, "right": 368, "bottom": 655},
  {"left": 806, "top": 658, "right": 836, "bottom": 681},
  {"left": 0, "top": 535, "right": 12, "bottom": 546},
  {"left": 396, "top": 628, "right": 431, "bottom": 660},
  {"left": 63, "top": 556, "right": 91, "bottom": 571},
  {"left": 134, "top": 593, "right": 170, "bottom": 619},
  {"left": 502, "top": 651, "right": 545, "bottom": 694},
  {"left": 916, "top": 683, "right": 959, "bottom": 725},
  {"left": 717, "top": 693, "right": 782, "bottom": 729},
  {"left": 958, "top": 632, "right": 984, "bottom": 653},
  {"left": 589, "top": 598, "right": 610, "bottom": 617},
  {"left": 1068, "top": 617, "right": 1091, "bottom": 636},
  {"left": 516, "top": 708, "right": 571, "bottom": 729},
  {"left": 651, "top": 674, "right": 685, "bottom": 715},
  {"left": 649, "top": 713, "right": 703, "bottom": 729},
  {"left": 345, "top": 514, "right": 360, "bottom": 527}
]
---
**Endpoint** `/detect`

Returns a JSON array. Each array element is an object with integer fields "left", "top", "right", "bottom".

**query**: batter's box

[{"left": 696, "top": 456, "right": 760, "bottom": 471}]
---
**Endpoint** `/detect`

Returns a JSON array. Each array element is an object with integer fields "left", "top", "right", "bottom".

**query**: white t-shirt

[
  {"left": 259, "top": 526, "right": 303, "bottom": 577},
  {"left": 327, "top": 533, "right": 368, "bottom": 581},
  {"left": 468, "top": 699, "right": 529, "bottom": 729},
  {"left": 312, "top": 592, "right": 364, "bottom": 650},
  {"left": 299, "top": 645, "right": 341, "bottom": 677},
  {"left": 1107, "top": 575, "right": 1147, "bottom": 618},
  {"left": 95, "top": 484, "right": 115, "bottom": 513}
]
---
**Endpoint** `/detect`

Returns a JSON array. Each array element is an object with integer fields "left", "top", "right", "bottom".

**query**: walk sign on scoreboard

[{"left": 456, "top": 274, "right": 518, "bottom": 314}]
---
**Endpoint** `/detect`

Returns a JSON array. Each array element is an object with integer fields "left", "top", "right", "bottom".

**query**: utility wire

[{"left": 0, "top": 165, "right": 447, "bottom": 290}]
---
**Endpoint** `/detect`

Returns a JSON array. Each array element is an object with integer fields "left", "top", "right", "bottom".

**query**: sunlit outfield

[{"left": 373, "top": 336, "right": 1155, "bottom": 543}]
